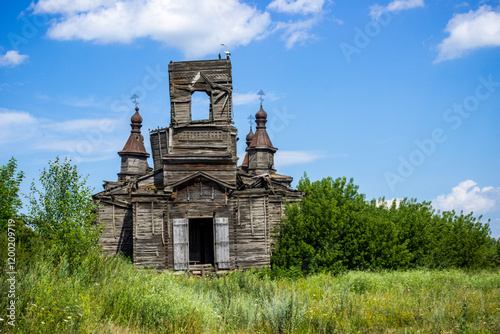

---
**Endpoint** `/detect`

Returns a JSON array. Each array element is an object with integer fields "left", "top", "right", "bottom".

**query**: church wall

[
  {"left": 132, "top": 198, "right": 167, "bottom": 270},
  {"left": 164, "top": 163, "right": 237, "bottom": 188},
  {"left": 98, "top": 199, "right": 133, "bottom": 258},
  {"left": 230, "top": 195, "right": 272, "bottom": 269},
  {"left": 167, "top": 197, "right": 234, "bottom": 270},
  {"left": 149, "top": 128, "right": 168, "bottom": 170}
]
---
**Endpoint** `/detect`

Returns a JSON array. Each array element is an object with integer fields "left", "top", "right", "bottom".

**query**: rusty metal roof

[
  {"left": 249, "top": 105, "right": 274, "bottom": 148},
  {"left": 239, "top": 127, "right": 254, "bottom": 169},
  {"left": 118, "top": 107, "right": 150, "bottom": 156}
]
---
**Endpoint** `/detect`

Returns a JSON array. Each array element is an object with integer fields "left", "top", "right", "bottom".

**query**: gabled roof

[{"left": 168, "top": 171, "right": 236, "bottom": 190}]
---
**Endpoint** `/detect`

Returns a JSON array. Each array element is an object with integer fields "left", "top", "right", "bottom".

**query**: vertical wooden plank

[
  {"left": 237, "top": 197, "right": 240, "bottom": 226},
  {"left": 168, "top": 128, "right": 173, "bottom": 153},
  {"left": 161, "top": 211, "right": 165, "bottom": 245},
  {"left": 250, "top": 197, "right": 254, "bottom": 236},
  {"left": 151, "top": 202, "right": 155, "bottom": 235},
  {"left": 215, "top": 217, "right": 230, "bottom": 269},
  {"left": 112, "top": 204, "right": 116, "bottom": 239},
  {"left": 264, "top": 197, "right": 268, "bottom": 255},
  {"left": 173, "top": 218, "right": 188, "bottom": 270},
  {"left": 134, "top": 202, "right": 137, "bottom": 239}
]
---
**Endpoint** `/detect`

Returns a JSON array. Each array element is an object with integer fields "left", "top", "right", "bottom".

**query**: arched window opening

[{"left": 191, "top": 91, "right": 211, "bottom": 121}]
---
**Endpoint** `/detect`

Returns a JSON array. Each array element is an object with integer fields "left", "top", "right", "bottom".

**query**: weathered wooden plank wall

[
  {"left": 149, "top": 128, "right": 168, "bottom": 170},
  {"left": 132, "top": 199, "right": 167, "bottom": 270},
  {"left": 98, "top": 201, "right": 133, "bottom": 258}
]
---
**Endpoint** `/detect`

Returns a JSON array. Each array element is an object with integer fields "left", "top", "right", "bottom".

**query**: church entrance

[{"left": 189, "top": 218, "right": 214, "bottom": 266}]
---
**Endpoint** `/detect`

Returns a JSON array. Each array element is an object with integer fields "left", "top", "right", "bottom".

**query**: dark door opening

[{"left": 189, "top": 218, "right": 214, "bottom": 265}]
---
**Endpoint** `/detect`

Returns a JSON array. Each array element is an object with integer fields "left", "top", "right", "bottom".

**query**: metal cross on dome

[
  {"left": 257, "top": 90, "right": 265, "bottom": 105},
  {"left": 131, "top": 94, "right": 139, "bottom": 107}
]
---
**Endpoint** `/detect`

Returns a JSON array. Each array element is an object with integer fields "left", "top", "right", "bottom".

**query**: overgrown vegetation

[
  {"left": 0, "top": 158, "right": 499, "bottom": 333},
  {"left": 272, "top": 175, "right": 499, "bottom": 275},
  {"left": 26, "top": 157, "right": 103, "bottom": 266},
  {"left": 0, "top": 253, "right": 499, "bottom": 333}
]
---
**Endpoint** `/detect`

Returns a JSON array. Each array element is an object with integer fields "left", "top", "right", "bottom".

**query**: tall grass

[{"left": 1, "top": 252, "right": 499, "bottom": 333}]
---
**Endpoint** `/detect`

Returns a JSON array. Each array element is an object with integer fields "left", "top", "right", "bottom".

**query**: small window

[{"left": 191, "top": 91, "right": 211, "bottom": 121}]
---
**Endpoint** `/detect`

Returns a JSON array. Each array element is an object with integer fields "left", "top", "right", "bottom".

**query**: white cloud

[
  {"left": 433, "top": 180, "right": 500, "bottom": 215},
  {"left": 0, "top": 50, "right": 29, "bottom": 67},
  {"left": 233, "top": 92, "right": 260, "bottom": 106},
  {"left": 275, "top": 17, "right": 320, "bottom": 49},
  {"left": 275, "top": 150, "right": 324, "bottom": 167},
  {"left": 435, "top": 5, "right": 500, "bottom": 63},
  {"left": 0, "top": 109, "right": 39, "bottom": 145},
  {"left": 0, "top": 108, "right": 125, "bottom": 162},
  {"left": 44, "top": 118, "right": 123, "bottom": 133},
  {"left": 268, "top": 0, "right": 325, "bottom": 15},
  {"left": 30, "top": 0, "right": 271, "bottom": 58},
  {"left": 233, "top": 91, "right": 279, "bottom": 106},
  {"left": 370, "top": 0, "right": 424, "bottom": 20},
  {"left": 377, "top": 197, "right": 403, "bottom": 208},
  {"left": 30, "top": 0, "right": 116, "bottom": 15}
]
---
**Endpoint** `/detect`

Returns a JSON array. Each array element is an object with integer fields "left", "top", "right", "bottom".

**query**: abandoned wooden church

[{"left": 94, "top": 58, "right": 302, "bottom": 271}]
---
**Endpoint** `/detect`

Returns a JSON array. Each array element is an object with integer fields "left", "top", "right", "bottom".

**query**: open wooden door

[
  {"left": 214, "top": 217, "right": 230, "bottom": 269},
  {"left": 173, "top": 218, "right": 188, "bottom": 270}
]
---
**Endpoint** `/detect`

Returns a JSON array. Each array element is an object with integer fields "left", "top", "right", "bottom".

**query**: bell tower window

[{"left": 191, "top": 91, "right": 211, "bottom": 121}]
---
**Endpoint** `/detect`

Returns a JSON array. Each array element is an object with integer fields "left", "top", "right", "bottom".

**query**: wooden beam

[
  {"left": 134, "top": 202, "right": 137, "bottom": 239},
  {"left": 151, "top": 201, "right": 155, "bottom": 235},
  {"left": 237, "top": 197, "right": 240, "bottom": 226},
  {"left": 161, "top": 211, "right": 165, "bottom": 245},
  {"left": 112, "top": 204, "right": 116, "bottom": 239},
  {"left": 264, "top": 197, "right": 267, "bottom": 254},
  {"left": 250, "top": 197, "right": 254, "bottom": 236}
]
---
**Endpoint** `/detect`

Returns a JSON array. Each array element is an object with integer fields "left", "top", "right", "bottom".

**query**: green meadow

[
  {"left": 1, "top": 252, "right": 499, "bottom": 333},
  {"left": 2, "top": 159, "right": 500, "bottom": 333}
]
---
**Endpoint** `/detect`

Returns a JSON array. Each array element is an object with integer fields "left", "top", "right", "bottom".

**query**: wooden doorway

[{"left": 189, "top": 218, "right": 214, "bottom": 265}]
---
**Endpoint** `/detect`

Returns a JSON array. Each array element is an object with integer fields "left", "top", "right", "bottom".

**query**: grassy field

[{"left": 1, "top": 253, "right": 499, "bottom": 333}]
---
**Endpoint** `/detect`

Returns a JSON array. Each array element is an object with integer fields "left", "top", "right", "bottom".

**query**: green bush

[
  {"left": 26, "top": 157, "right": 103, "bottom": 267},
  {"left": 272, "top": 174, "right": 497, "bottom": 275}
]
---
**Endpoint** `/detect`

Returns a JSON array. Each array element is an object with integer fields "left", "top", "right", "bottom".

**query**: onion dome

[
  {"left": 118, "top": 107, "right": 149, "bottom": 156},
  {"left": 249, "top": 105, "right": 274, "bottom": 148},
  {"left": 245, "top": 127, "right": 254, "bottom": 146}
]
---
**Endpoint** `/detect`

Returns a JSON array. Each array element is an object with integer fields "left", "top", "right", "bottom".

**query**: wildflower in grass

[{"left": 0, "top": 318, "right": 4, "bottom": 321}]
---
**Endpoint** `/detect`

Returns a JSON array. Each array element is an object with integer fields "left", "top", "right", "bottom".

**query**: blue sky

[{"left": 1, "top": 0, "right": 500, "bottom": 238}]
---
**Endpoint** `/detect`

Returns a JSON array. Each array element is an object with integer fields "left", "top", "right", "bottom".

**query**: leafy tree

[
  {"left": 272, "top": 175, "right": 411, "bottom": 275},
  {"left": 425, "top": 211, "right": 495, "bottom": 269},
  {"left": 0, "top": 158, "right": 44, "bottom": 267},
  {"left": 272, "top": 174, "right": 498, "bottom": 275},
  {"left": 0, "top": 157, "right": 24, "bottom": 228},
  {"left": 27, "top": 157, "right": 103, "bottom": 264}
]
